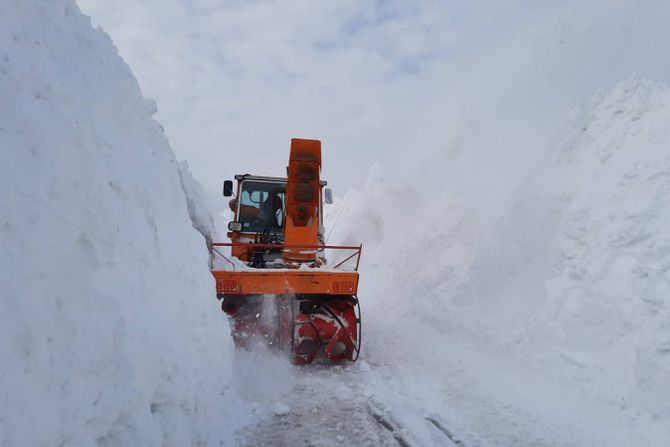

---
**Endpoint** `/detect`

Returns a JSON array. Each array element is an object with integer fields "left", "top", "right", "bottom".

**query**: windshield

[{"left": 238, "top": 180, "right": 286, "bottom": 234}]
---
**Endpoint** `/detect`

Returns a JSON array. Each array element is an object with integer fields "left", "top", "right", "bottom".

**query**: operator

[
  {"left": 230, "top": 191, "right": 283, "bottom": 228},
  {"left": 258, "top": 191, "right": 282, "bottom": 222}
]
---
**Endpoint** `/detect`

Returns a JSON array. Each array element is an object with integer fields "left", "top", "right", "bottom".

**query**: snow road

[
  {"left": 232, "top": 315, "right": 667, "bottom": 446},
  {"left": 234, "top": 359, "right": 452, "bottom": 447},
  {"left": 237, "top": 366, "right": 404, "bottom": 447}
]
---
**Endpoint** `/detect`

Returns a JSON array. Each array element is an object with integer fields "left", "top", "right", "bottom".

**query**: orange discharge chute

[{"left": 283, "top": 138, "right": 322, "bottom": 266}]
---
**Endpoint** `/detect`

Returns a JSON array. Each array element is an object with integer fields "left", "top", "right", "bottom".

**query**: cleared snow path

[
  {"left": 236, "top": 363, "right": 463, "bottom": 447},
  {"left": 234, "top": 359, "right": 405, "bottom": 446},
  {"left": 239, "top": 381, "right": 401, "bottom": 446}
]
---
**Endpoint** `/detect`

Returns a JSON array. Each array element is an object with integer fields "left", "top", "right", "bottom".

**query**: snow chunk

[{"left": 272, "top": 402, "right": 291, "bottom": 416}]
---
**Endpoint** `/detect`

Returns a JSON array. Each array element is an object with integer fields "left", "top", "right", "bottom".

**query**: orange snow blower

[{"left": 209, "top": 138, "right": 361, "bottom": 364}]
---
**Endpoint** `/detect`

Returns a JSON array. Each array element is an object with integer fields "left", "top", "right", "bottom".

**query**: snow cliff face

[
  {"left": 538, "top": 80, "right": 670, "bottom": 417},
  {"left": 0, "top": 1, "right": 241, "bottom": 445},
  {"left": 443, "top": 79, "right": 670, "bottom": 419}
]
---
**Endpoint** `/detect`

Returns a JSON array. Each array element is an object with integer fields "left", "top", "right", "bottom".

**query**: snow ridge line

[
  {"left": 426, "top": 416, "right": 465, "bottom": 446},
  {"left": 366, "top": 406, "right": 412, "bottom": 447},
  {"left": 366, "top": 401, "right": 466, "bottom": 447}
]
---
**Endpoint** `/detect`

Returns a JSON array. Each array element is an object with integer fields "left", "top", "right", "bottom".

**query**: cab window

[{"left": 238, "top": 181, "right": 285, "bottom": 233}]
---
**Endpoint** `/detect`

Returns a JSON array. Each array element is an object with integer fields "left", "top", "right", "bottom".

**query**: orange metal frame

[{"left": 210, "top": 242, "right": 362, "bottom": 296}]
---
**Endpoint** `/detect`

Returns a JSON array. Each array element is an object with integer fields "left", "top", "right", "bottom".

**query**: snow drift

[
  {"left": 0, "top": 1, "right": 244, "bottom": 445},
  {"left": 328, "top": 78, "right": 670, "bottom": 442}
]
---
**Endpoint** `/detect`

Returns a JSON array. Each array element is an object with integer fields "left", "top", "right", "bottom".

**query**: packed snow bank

[
  {"left": 531, "top": 79, "right": 670, "bottom": 417},
  {"left": 328, "top": 78, "right": 670, "bottom": 442},
  {"left": 430, "top": 79, "right": 670, "bottom": 422},
  {"left": 0, "top": 1, "right": 247, "bottom": 445}
]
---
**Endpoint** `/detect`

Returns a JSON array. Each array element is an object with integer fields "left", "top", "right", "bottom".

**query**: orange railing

[{"left": 209, "top": 242, "right": 362, "bottom": 271}]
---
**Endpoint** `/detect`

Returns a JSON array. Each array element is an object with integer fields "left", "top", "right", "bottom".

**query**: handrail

[
  {"left": 211, "top": 242, "right": 361, "bottom": 250},
  {"left": 209, "top": 242, "right": 362, "bottom": 271}
]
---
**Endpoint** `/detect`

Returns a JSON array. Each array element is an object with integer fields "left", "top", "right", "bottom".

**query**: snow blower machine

[{"left": 209, "top": 138, "right": 362, "bottom": 364}]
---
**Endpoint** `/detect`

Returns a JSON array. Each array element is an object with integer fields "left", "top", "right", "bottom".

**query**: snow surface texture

[
  {"left": 542, "top": 80, "right": 670, "bottom": 419},
  {"left": 319, "top": 79, "right": 670, "bottom": 445},
  {"left": 0, "top": 1, "right": 250, "bottom": 445}
]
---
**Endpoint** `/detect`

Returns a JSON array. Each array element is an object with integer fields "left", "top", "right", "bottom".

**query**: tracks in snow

[
  {"left": 367, "top": 405, "right": 412, "bottom": 447},
  {"left": 368, "top": 403, "right": 464, "bottom": 447},
  {"left": 425, "top": 416, "right": 465, "bottom": 446}
]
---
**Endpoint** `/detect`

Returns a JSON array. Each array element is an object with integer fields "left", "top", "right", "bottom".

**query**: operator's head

[{"left": 272, "top": 192, "right": 282, "bottom": 211}]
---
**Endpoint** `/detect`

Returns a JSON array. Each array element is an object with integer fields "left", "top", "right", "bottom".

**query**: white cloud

[
  {"left": 73, "top": 1, "right": 503, "bottom": 194},
  {"left": 76, "top": 0, "right": 670, "bottom": 205}
]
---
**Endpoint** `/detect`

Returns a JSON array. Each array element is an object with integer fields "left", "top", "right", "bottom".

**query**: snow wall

[
  {"left": 0, "top": 1, "right": 246, "bottom": 445},
  {"left": 327, "top": 0, "right": 670, "bottom": 432}
]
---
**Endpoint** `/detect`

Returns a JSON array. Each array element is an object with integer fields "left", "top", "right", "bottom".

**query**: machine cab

[
  {"left": 229, "top": 176, "right": 286, "bottom": 240},
  {"left": 223, "top": 174, "right": 331, "bottom": 266}
]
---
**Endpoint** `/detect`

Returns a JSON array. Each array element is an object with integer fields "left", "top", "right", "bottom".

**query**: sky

[
  {"left": 74, "top": 0, "right": 546, "bottom": 197},
  {"left": 76, "top": 0, "right": 670, "bottom": 204}
]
